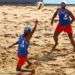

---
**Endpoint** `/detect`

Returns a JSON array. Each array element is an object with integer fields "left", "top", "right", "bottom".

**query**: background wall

[{"left": 0, "top": 0, "right": 43, "bottom": 4}]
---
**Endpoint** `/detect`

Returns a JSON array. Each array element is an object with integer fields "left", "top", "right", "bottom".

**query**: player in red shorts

[
  {"left": 51, "top": 2, "right": 75, "bottom": 51},
  {"left": 7, "top": 19, "right": 38, "bottom": 71}
]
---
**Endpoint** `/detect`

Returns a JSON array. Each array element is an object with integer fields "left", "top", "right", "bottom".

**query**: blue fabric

[
  {"left": 58, "top": 10, "right": 71, "bottom": 25},
  {"left": 18, "top": 34, "right": 29, "bottom": 56}
]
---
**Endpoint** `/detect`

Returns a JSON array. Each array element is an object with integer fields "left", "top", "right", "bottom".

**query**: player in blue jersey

[
  {"left": 51, "top": 2, "right": 75, "bottom": 51},
  {"left": 7, "top": 20, "right": 38, "bottom": 71}
]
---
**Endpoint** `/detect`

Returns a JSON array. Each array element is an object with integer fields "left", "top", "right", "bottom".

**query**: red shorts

[
  {"left": 17, "top": 55, "right": 28, "bottom": 68},
  {"left": 55, "top": 24, "right": 73, "bottom": 34}
]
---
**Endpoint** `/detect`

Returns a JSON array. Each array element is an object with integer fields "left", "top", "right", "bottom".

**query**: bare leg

[
  {"left": 51, "top": 31, "right": 60, "bottom": 52},
  {"left": 25, "top": 60, "right": 32, "bottom": 68},
  {"left": 68, "top": 33, "right": 75, "bottom": 52}
]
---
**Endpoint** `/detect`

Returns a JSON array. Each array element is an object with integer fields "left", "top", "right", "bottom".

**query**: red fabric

[
  {"left": 17, "top": 55, "right": 27, "bottom": 69},
  {"left": 55, "top": 24, "right": 72, "bottom": 34}
]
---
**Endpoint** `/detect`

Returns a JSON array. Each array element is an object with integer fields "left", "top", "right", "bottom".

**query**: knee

[{"left": 53, "top": 35, "right": 58, "bottom": 39}]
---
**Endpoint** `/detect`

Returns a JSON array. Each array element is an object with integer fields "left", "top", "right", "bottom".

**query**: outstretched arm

[
  {"left": 7, "top": 41, "right": 18, "bottom": 49},
  {"left": 30, "top": 20, "right": 38, "bottom": 36},
  {"left": 51, "top": 9, "right": 58, "bottom": 25}
]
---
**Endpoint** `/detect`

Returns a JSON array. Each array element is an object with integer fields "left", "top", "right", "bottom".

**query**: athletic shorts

[
  {"left": 17, "top": 55, "right": 28, "bottom": 68},
  {"left": 55, "top": 23, "right": 73, "bottom": 34}
]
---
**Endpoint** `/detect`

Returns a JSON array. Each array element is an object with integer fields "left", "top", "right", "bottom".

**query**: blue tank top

[
  {"left": 18, "top": 34, "right": 29, "bottom": 56},
  {"left": 58, "top": 9, "right": 71, "bottom": 25}
]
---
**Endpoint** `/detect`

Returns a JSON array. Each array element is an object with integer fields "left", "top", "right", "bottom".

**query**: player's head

[
  {"left": 60, "top": 2, "right": 66, "bottom": 9},
  {"left": 24, "top": 27, "right": 32, "bottom": 35},
  {"left": 37, "top": 2, "right": 44, "bottom": 10}
]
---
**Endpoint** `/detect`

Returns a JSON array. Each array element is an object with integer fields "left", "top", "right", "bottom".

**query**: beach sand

[{"left": 0, "top": 5, "right": 75, "bottom": 75}]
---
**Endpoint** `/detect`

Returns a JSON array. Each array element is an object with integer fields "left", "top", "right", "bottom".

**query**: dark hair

[
  {"left": 60, "top": 2, "right": 66, "bottom": 7},
  {"left": 24, "top": 27, "right": 32, "bottom": 33}
]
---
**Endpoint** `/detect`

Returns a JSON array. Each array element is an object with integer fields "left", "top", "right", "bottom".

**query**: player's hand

[
  {"left": 34, "top": 19, "right": 38, "bottom": 24},
  {"left": 7, "top": 45, "right": 12, "bottom": 49}
]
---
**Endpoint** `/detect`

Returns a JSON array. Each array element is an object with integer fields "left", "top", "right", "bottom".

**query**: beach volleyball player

[
  {"left": 51, "top": 2, "right": 75, "bottom": 51},
  {"left": 7, "top": 20, "right": 38, "bottom": 71},
  {"left": 37, "top": 1, "right": 44, "bottom": 10}
]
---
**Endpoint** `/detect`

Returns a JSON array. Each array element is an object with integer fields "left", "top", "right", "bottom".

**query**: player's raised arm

[
  {"left": 7, "top": 41, "right": 18, "bottom": 49},
  {"left": 30, "top": 20, "right": 38, "bottom": 36},
  {"left": 51, "top": 9, "right": 58, "bottom": 25}
]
